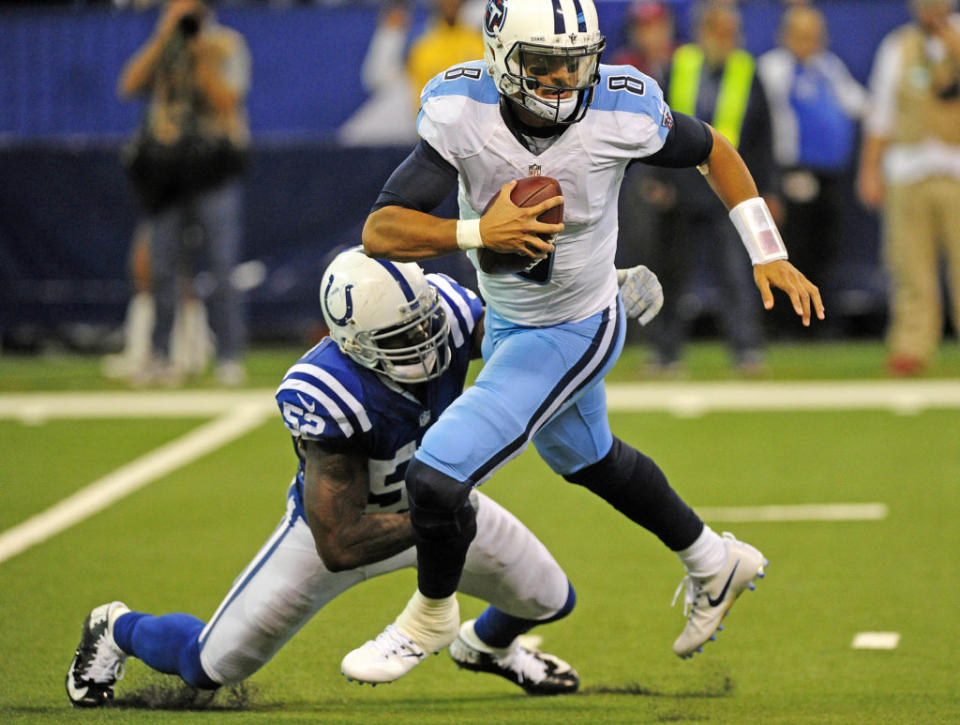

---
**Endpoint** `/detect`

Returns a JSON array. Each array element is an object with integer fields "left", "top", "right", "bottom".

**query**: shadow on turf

[
  {"left": 112, "top": 681, "right": 257, "bottom": 710},
  {"left": 106, "top": 674, "right": 734, "bottom": 710},
  {"left": 580, "top": 676, "right": 735, "bottom": 698},
  {"left": 33, "top": 666, "right": 733, "bottom": 713}
]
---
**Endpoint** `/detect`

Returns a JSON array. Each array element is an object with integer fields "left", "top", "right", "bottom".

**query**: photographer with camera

[{"left": 118, "top": 0, "right": 251, "bottom": 386}]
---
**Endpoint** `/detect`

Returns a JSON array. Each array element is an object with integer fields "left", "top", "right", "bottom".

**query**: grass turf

[{"left": 1, "top": 343, "right": 958, "bottom": 722}]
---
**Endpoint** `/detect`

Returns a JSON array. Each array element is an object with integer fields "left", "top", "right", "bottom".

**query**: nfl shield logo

[
  {"left": 662, "top": 107, "right": 674, "bottom": 129},
  {"left": 528, "top": 163, "right": 542, "bottom": 176}
]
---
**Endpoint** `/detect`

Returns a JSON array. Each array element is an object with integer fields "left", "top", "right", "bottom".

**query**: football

[{"left": 476, "top": 176, "right": 563, "bottom": 274}]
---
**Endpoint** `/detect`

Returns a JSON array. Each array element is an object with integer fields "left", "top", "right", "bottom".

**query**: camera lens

[{"left": 178, "top": 14, "right": 200, "bottom": 38}]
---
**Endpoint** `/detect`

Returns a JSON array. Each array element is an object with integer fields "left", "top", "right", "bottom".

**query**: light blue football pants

[{"left": 416, "top": 295, "right": 626, "bottom": 482}]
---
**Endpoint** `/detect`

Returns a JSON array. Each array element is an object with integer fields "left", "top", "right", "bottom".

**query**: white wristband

[
  {"left": 455, "top": 219, "right": 483, "bottom": 250},
  {"left": 728, "top": 197, "right": 788, "bottom": 265}
]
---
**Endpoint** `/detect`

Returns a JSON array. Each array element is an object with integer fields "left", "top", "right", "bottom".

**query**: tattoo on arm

[{"left": 300, "top": 439, "right": 414, "bottom": 572}]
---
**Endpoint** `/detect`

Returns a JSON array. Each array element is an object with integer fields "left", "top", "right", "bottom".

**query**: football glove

[{"left": 617, "top": 265, "right": 663, "bottom": 326}]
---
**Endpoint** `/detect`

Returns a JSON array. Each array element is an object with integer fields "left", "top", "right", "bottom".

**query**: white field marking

[
  {"left": 851, "top": 632, "right": 901, "bottom": 650},
  {"left": 697, "top": 503, "right": 888, "bottom": 523},
  {"left": 604, "top": 380, "right": 960, "bottom": 416},
  {"left": 0, "top": 390, "right": 272, "bottom": 423},
  {"left": 0, "top": 403, "right": 272, "bottom": 566},
  {"left": 2, "top": 380, "right": 960, "bottom": 422}
]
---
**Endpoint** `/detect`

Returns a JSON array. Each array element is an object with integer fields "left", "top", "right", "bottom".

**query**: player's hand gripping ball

[{"left": 476, "top": 176, "right": 563, "bottom": 274}]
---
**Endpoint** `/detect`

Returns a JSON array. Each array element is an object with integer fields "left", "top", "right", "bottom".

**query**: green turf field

[{"left": 1, "top": 343, "right": 958, "bottom": 723}]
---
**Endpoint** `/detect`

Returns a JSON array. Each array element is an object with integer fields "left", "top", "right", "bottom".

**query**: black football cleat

[
  {"left": 65, "top": 601, "right": 130, "bottom": 707},
  {"left": 449, "top": 619, "right": 579, "bottom": 696}
]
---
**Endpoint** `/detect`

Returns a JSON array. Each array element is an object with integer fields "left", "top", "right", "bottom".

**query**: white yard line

[
  {"left": 0, "top": 390, "right": 272, "bottom": 423},
  {"left": 697, "top": 503, "right": 888, "bottom": 522},
  {"left": 0, "top": 403, "right": 272, "bottom": 565},
  {"left": 851, "top": 632, "right": 901, "bottom": 650},
  {"left": 604, "top": 380, "right": 960, "bottom": 416},
  {"left": 3, "top": 380, "right": 960, "bottom": 421}
]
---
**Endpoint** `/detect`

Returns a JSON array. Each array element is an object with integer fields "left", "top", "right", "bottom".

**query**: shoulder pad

[
  {"left": 418, "top": 62, "right": 500, "bottom": 163},
  {"left": 592, "top": 65, "right": 666, "bottom": 117},
  {"left": 275, "top": 356, "right": 372, "bottom": 440}
]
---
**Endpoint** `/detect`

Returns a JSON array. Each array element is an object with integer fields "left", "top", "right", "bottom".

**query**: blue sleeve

[
  {"left": 370, "top": 139, "right": 458, "bottom": 214},
  {"left": 636, "top": 111, "right": 714, "bottom": 168}
]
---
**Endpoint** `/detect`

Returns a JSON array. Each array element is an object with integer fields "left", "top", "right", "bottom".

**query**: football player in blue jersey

[
  {"left": 344, "top": 0, "right": 826, "bottom": 682},
  {"left": 66, "top": 249, "right": 678, "bottom": 706}
]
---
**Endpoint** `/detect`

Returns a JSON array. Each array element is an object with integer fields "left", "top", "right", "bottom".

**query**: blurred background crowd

[{"left": 1, "top": 0, "right": 958, "bottom": 384}]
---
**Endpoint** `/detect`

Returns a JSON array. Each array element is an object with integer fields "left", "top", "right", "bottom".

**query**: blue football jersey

[{"left": 275, "top": 274, "right": 482, "bottom": 517}]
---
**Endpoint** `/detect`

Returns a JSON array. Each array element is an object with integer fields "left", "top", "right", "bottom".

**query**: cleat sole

[{"left": 675, "top": 556, "right": 770, "bottom": 659}]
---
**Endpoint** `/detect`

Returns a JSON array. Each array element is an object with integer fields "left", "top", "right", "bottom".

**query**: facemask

[{"left": 386, "top": 349, "right": 438, "bottom": 383}]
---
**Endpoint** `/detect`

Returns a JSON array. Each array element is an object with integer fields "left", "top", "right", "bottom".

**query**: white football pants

[{"left": 197, "top": 489, "right": 569, "bottom": 685}]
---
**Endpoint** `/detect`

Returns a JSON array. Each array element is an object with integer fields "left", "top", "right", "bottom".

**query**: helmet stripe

[
  {"left": 571, "top": 0, "right": 587, "bottom": 32},
  {"left": 373, "top": 259, "right": 416, "bottom": 303},
  {"left": 552, "top": 0, "right": 565, "bottom": 33}
]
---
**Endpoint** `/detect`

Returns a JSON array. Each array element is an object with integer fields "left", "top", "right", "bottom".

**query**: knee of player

[
  {"left": 556, "top": 581, "right": 576, "bottom": 620},
  {"left": 561, "top": 437, "right": 665, "bottom": 489},
  {"left": 406, "top": 457, "right": 473, "bottom": 513},
  {"left": 537, "top": 580, "right": 577, "bottom": 624}
]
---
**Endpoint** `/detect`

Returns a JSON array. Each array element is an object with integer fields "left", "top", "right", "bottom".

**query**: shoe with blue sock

[
  {"left": 449, "top": 619, "right": 579, "bottom": 695},
  {"left": 66, "top": 601, "right": 130, "bottom": 707}
]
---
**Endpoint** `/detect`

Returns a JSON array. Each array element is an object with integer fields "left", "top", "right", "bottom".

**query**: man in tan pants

[{"left": 858, "top": 0, "right": 960, "bottom": 375}]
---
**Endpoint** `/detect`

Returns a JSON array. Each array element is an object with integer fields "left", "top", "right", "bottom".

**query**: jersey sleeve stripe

[
  {"left": 286, "top": 363, "right": 373, "bottom": 432},
  {"left": 439, "top": 296, "right": 465, "bottom": 348},
  {"left": 430, "top": 275, "right": 475, "bottom": 339},
  {"left": 281, "top": 374, "right": 362, "bottom": 436},
  {"left": 277, "top": 378, "right": 355, "bottom": 437}
]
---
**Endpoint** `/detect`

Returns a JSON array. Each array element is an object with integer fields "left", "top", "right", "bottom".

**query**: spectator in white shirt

[{"left": 758, "top": 5, "right": 867, "bottom": 311}]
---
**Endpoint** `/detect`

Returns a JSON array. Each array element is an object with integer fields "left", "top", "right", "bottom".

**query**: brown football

[{"left": 476, "top": 176, "right": 563, "bottom": 274}]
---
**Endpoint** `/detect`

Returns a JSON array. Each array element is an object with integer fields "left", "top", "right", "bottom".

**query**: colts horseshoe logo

[{"left": 323, "top": 274, "right": 354, "bottom": 326}]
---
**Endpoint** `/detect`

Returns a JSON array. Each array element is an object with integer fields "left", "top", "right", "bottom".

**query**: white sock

[
  {"left": 124, "top": 292, "right": 154, "bottom": 368},
  {"left": 395, "top": 590, "right": 459, "bottom": 653},
  {"left": 676, "top": 525, "right": 727, "bottom": 578},
  {"left": 458, "top": 620, "right": 509, "bottom": 656},
  {"left": 171, "top": 298, "right": 211, "bottom": 375}
]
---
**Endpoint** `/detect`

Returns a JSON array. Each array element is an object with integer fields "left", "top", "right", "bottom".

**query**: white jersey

[{"left": 418, "top": 61, "right": 672, "bottom": 326}]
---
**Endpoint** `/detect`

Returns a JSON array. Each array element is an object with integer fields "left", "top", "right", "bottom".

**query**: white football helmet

[
  {"left": 482, "top": 0, "right": 605, "bottom": 124},
  {"left": 320, "top": 249, "right": 451, "bottom": 383}
]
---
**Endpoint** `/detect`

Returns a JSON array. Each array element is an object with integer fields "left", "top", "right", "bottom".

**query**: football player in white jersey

[
  {"left": 68, "top": 249, "right": 670, "bottom": 706},
  {"left": 343, "top": 0, "right": 825, "bottom": 683}
]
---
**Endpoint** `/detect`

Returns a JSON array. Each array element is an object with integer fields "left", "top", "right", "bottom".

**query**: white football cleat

[
  {"left": 65, "top": 601, "right": 130, "bottom": 707},
  {"left": 341, "top": 624, "right": 429, "bottom": 684},
  {"left": 672, "top": 532, "right": 767, "bottom": 658},
  {"left": 342, "top": 590, "right": 459, "bottom": 684}
]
